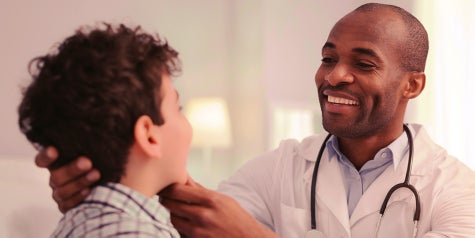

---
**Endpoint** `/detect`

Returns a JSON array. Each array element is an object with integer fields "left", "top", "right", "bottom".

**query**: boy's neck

[{"left": 119, "top": 153, "right": 170, "bottom": 198}]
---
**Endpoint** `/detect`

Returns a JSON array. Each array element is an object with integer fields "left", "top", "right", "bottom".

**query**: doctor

[{"left": 36, "top": 3, "right": 475, "bottom": 237}]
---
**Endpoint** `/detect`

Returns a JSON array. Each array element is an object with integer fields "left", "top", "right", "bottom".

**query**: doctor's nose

[{"left": 324, "top": 65, "right": 354, "bottom": 86}]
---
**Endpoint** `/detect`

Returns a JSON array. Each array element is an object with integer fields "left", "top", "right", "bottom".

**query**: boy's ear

[
  {"left": 403, "top": 72, "right": 426, "bottom": 99},
  {"left": 134, "top": 115, "right": 161, "bottom": 158}
]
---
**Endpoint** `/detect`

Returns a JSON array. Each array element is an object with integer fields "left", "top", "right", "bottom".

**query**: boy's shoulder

[{"left": 51, "top": 183, "right": 180, "bottom": 237}]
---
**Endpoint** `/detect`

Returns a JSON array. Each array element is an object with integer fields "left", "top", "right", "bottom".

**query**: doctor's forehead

[{"left": 323, "top": 12, "right": 406, "bottom": 58}]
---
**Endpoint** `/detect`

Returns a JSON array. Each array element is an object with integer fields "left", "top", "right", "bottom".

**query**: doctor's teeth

[{"left": 328, "top": 95, "right": 358, "bottom": 105}]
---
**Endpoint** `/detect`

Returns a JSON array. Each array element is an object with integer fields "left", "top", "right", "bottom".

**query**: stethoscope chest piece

[{"left": 305, "top": 229, "right": 326, "bottom": 238}]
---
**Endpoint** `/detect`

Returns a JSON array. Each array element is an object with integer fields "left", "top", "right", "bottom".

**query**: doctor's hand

[
  {"left": 35, "top": 146, "right": 100, "bottom": 213},
  {"left": 159, "top": 177, "right": 278, "bottom": 238}
]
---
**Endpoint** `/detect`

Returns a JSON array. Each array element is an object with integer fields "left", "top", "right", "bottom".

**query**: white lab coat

[{"left": 218, "top": 124, "right": 475, "bottom": 237}]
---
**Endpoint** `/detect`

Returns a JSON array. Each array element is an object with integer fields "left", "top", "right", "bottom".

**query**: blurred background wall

[{"left": 1, "top": 0, "right": 474, "bottom": 236}]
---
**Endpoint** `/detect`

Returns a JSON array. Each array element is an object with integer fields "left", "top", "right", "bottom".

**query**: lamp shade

[{"left": 184, "top": 97, "right": 232, "bottom": 148}]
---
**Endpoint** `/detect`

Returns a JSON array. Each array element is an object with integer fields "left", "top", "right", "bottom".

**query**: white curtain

[{"left": 415, "top": 0, "right": 475, "bottom": 169}]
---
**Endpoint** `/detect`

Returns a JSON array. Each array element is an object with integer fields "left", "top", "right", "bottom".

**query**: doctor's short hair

[{"left": 18, "top": 23, "right": 181, "bottom": 184}]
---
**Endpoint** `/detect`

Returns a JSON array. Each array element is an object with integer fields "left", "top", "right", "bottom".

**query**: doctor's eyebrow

[
  {"left": 322, "top": 42, "right": 383, "bottom": 61},
  {"left": 321, "top": 42, "right": 335, "bottom": 51}
]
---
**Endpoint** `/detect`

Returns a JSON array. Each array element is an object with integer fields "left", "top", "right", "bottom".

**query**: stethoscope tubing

[
  {"left": 310, "top": 133, "right": 332, "bottom": 229},
  {"left": 379, "top": 125, "right": 421, "bottom": 221}
]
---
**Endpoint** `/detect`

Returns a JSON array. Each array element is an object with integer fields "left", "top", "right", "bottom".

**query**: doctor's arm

[
  {"left": 424, "top": 191, "right": 475, "bottom": 236},
  {"left": 159, "top": 178, "right": 278, "bottom": 238},
  {"left": 421, "top": 167, "right": 475, "bottom": 237}
]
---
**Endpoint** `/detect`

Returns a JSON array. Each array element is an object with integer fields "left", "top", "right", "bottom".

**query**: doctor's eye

[
  {"left": 321, "top": 57, "right": 336, "bottom": 64},
  {"left": 355, "top": 61, "right": 377, "bottom": 71}
]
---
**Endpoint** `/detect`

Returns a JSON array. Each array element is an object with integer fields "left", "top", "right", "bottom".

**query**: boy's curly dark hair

[{"left": 18, "top": 23, "right": 181, "bottom": 184}]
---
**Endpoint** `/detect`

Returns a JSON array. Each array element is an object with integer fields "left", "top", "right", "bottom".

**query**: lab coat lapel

[{"left": 316, "top": 152, "right": 351, "bottom": 235}]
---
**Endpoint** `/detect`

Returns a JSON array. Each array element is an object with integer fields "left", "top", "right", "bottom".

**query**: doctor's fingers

[
  {"left": 160, "top": 183, "right": 214, "bottom": 205},
  {"left": 161, "top": 197, "right": 222, "bottom": 225},
  {"left": 170, "top": 207, "right": 232, "bottom": 238},
  {"left": 55, "top": 189, "right": 90, "bottom": 213},
  {"left": 35, "top": 147, "right": 58, "bottom": 168},
  {"left": 51, "top": 170, "right": 100, "bottom": 213},
  {"left": 49, "top": 156, "right": 97, "bottom": 188},
  {"left": 51, "top": 168, "right": 100, "bottom": 199},
  {"left": 169, "top": 214, "right": 210, "bottom": 238}
]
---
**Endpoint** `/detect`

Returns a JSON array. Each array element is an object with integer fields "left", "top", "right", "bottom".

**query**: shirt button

[{"left": 381, "top": 152, "right": 387, "bottom": 158}]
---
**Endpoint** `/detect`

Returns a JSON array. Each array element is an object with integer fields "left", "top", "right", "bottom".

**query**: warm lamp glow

[{"left": 184, "top": 97, "right": 232, "bottom": 148}]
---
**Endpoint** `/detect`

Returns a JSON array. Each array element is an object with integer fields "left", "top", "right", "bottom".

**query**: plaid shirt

[{"left": 51, "top": 183, "right": 180, "bottom": 237}]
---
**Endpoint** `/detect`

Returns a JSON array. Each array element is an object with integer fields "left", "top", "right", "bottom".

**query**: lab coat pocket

[{"left": 279, "top": 203, "right": 309, "bottom": 238}]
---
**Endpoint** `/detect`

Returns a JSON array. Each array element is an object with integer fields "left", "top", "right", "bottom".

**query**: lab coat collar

[
  {"left": 298, "top": 124, "right": 433, "bottom": 168},
  {"left": 298, "top": 133, "right": 328, "bottom": 162}
]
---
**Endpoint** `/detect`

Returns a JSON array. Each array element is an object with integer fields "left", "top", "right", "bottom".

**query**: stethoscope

[{"left": 306, "top": 124, "right": 421, "bottom": 238}]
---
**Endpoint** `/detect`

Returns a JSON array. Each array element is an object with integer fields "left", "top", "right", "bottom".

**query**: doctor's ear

[
  {"left": 403, "top": 72, "right": 426, "bottom": 99},
  {"left": 134, "top": 115, "right": 161, "bottom": 157}
]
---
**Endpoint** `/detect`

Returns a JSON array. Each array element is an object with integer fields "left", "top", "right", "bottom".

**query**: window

[{"left": 415, "top": 0, "right": 475, "bottom": 169}]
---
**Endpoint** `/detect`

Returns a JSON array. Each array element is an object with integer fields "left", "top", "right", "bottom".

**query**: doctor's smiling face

[{"left": 315, "top": 8, "right": 414, "bottom": 139}]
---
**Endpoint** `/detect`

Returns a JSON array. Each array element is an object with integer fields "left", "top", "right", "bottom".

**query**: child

[{"left": 18, "top": 23, "right": 192, "bottom": 237}]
